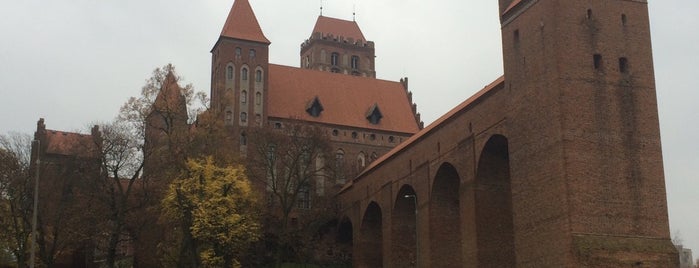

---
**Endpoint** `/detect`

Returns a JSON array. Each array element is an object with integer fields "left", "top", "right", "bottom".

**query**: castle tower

[
  {"left": 500, "top": 0, "right": 677, "bottom": 266},
  {"left": 210, "top": 0, "right": 270, "bottom": 150},
  {"left": 300, "top": 16, "right": 376, "bottom": 78}
]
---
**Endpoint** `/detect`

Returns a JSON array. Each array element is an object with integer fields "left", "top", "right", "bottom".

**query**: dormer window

[
  {"left": 366, "top": 103, "right": 383, "bottom": 125},
  {"left": 305, "top": 96, "right": 324, "bottom": 117}
]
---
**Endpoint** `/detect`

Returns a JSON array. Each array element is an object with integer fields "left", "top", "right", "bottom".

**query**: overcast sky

[{"left": 1, "top": 0, "right": 697, "bottom": 257}]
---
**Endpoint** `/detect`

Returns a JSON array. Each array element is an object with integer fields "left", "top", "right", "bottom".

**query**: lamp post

[
  {"left": 404, "top": 194, "right": 418, "bottom": 267},
  {"left": 29, "top": 140, "right": 40, "bottom": 268}
]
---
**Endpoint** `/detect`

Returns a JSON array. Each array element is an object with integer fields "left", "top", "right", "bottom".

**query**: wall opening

[
  {"left": 619, "top": 57, "right": 629, "bottom": 73},
  {"left": 475, "top": 135, "right": 515, "bottom": 267},
  {"left": 359, "top": 202, "right": 383, "bottom": 267},
  {"left": 594, "top": 54, "right": 603, "bottom": 70},
  {"left": 391, "top": 185, "right": 418, "bottom": 267},
  {"left": 429, "top": 162, "right": 462, "bottom": 267}
]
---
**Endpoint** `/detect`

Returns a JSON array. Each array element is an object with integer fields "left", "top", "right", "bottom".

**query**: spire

[
  {"left": 154, "top": 71, "right": 186, "bottom": 114},
  {"left": 220, "top": 0, "right": 270, "bottom": 44}
]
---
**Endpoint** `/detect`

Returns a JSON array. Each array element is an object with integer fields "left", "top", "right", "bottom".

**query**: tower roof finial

[
  {"left": 353, "top": 4, "right": 356, "bottom": 21},
  {"left": 320, "top": 0, "right": 323, "bottom": 16}
]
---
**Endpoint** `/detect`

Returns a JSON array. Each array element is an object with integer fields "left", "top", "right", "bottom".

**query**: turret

[{"left": 300, "top": 16, "right": 376, "bottom": 78}]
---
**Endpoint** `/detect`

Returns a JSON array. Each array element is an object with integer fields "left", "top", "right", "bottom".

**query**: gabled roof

[
  {"left": 341, "top": 76, "right": 506, "bottom": 192},
  {"left": 220, "top": 0, "right": 270, "bottom": 44},
  {"left": 267, "top": 64, "right": 419, "bottom": 134},
  {"left": 312, "top": 16, "right": 366, "bottom": 41}
]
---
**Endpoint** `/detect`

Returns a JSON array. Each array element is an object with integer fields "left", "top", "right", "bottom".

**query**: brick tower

[
  {"left": 210, "top": 0, "right": 270, "bottom": 149},
  {"left": 300, "top": 16, "right": 376, "bottom": 78},
  {"left": 499, "top": 0, "right": 677, "bottom": 266}
]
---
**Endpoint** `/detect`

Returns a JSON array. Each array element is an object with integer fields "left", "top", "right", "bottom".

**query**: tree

[
  {"left": 0, "top": 133, "right": 32, "bottom": 267},
  {"left": 101, "top": 63, "right": 200, "bottom": 267},
  {"left": 247, "top": 123, "right": 334, "bottom": 265},
  {"left": 90, "top": 121, "right": 150, "bottom": 268},
  {"left": 161, "top": 157, "right": 260, "bottom": 268}
]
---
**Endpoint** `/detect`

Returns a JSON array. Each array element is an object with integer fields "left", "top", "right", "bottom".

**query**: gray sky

[{"left": 1, "top": 0, "right": 697, "bottom": 257}]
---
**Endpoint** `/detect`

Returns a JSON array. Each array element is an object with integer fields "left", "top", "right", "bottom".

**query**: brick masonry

[{"left": 338, "top": 0, "right": 679, "bottom": 267}]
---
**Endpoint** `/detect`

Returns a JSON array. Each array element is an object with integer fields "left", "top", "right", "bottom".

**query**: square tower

[{"left": 499, "top": 0, "right": 677, "bottom": 266}]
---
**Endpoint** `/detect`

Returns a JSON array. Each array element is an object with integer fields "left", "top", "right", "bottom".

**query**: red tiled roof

[
  {"left": 504, "top": 0, "right": 523, "bottom": 14},
  {"left": 312, "top": 16, "right": 366, "bottom": 41},
  {"left": 267, "top": 64, "right": 419, "bottom": 134},
  {"left": 45, "top": 130, "right": 96, "bottom": 157},
  {"left": 341, "top": 76, "right": 506, "bottom": 192},
  {"left": 220, "top": 0, "right": 270, "bottom": 44}
]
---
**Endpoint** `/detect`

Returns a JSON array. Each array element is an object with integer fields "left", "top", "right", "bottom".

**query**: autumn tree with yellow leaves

[{"left": 161, "top": 157, "right": 260, "bottom": 268}]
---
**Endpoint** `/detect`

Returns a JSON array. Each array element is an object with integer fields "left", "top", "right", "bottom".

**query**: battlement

[{"left": 301, "top": 32, "right": 375, "bottom": 49}]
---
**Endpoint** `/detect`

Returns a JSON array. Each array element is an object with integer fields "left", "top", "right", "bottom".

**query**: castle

[
  {"left": 30, "top": 0, "right": 678, "bottom": 266},
  {"left": 338, "top": 0, "right": 679, "bottom": 267},
  {"left": 208, "top": 0, "right": 422, "bottom": 188}
]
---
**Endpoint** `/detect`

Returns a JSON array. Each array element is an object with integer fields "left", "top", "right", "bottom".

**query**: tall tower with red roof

[
  {"left": 210, "top": 0, "right": 270, "bottom": 145},
  {"left": 300, "top": 16, "right": 376, "bottom": 78}
]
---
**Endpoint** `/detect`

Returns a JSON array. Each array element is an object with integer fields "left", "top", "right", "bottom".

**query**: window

[
  {"left": 619, "top": 57, "right": 629, "bottom": 73},
  {"left": 331, "top": 52, "right": 339, "bottom": 66},
  {"left": 250, "top": 49, "right": 256, "bottom": 58},
  {"left": 227, "top": 66, "right": 233, "bottom": 80},
  {"left": 351, "top": 55, "right": 359, "bottom": 69},
  {"left": 335, "top": 149, "right": 345, "bottom": 170},
  {"left": 587, "top": 9, "right": 592, "bottom": 20},
  {"left": 241, "top": 90, "right": 247, "bottom": 103},
  {"left": 357, "top": 152, "right": 366, "bottom": 169},
  {"left": 593, "top": 54, "right": 602, "bottom": 70},
  {"left": 274, "top": 122, "right": 282, "bottom": 129},
  {"left": 514, "top": 29, "right": 520, "bottom": 46},
  {"left": 297, "top": 184, "right": 311, "bottom": 209},
  {"left": 225, "top": 111, "right": 232, "bottom": 122},
  {"left": 621, "top": 14, "right": 627, "bottom": 26},
  {"left": 305, "top": 56, "right": 310, "bottom": 67},
  {"left": 388, "top": 136, "right": 395, "bottom": 143},
  {"left": 240, "top": 132, "right": 247, "bottom": 146},
  {"left": 369, "top": 134, "right": 376, "bottom": 141},
  {"left": 235, "top": 47, "right": 241, "bottom": 57},
  {"left": 351, "top": 132, "right": 358, "bottom": 139},
  {"left": 366, "top": 104, "right": 383, "bottom": 125},
  {"left": 256, "top": 92, "right": 262, "bottom": 105},
  {"left": 332, "top": 129, "right": 339, "bottom": 136},
  {"left": 255, "top": 70, "right": 262, "bottom": 82},
  {"left": 242, "top": 68, "right": 248, "bottom": 80},
  {"left": 241, "top": 112, "right": 248, "bottom": 122},
  {"left": 306, "top": 96, "right": 324, "bottom": 117}
]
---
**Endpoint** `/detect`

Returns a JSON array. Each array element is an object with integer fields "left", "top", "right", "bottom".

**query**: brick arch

[
  {"left": 358, "top": 201, "right": 382, "bottom": 267},
  {"left": 429, "top": 162, "right": 462, "bottom": 267},
  {"left": 475, "top": 134, "right": 515, "bottom": 267},
  {"left": 391, "top": 184, "right": 418, "bottom": 267}
]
